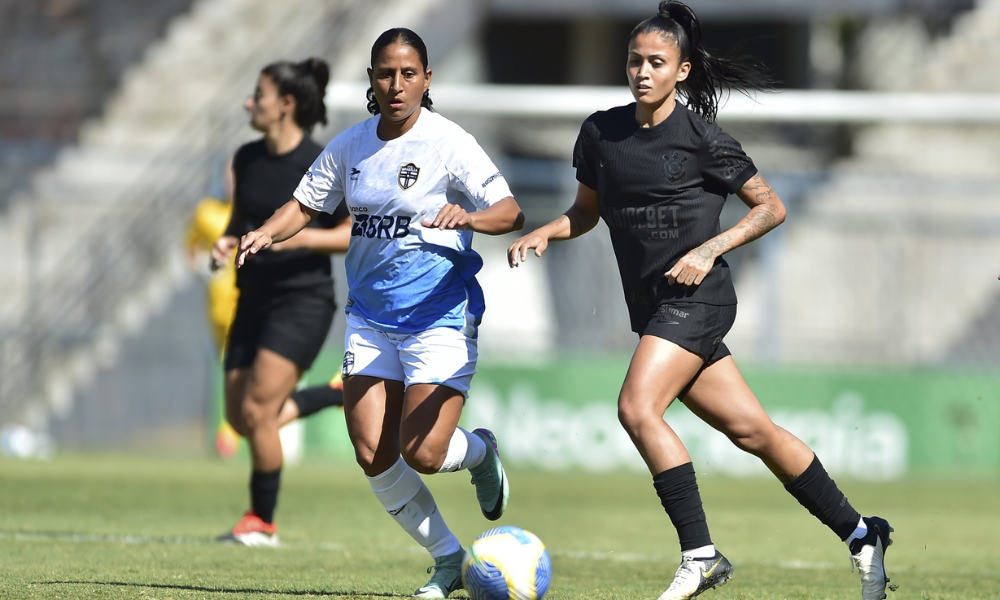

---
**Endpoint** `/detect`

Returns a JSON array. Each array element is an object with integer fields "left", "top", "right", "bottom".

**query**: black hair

[
  {"left": 630, "top": 1, "right": 772, "bottom": 122},
  {"left": 366, "top": 27, "right": 434, "bottom": 116},
  {"left": 260, "top": 57, "right": 330, "bottom": 131}
]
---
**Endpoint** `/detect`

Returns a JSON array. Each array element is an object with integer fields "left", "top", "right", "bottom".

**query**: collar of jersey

[
  {"left": 372, "top": 107, "right": 428, "bottom": 145},
  {"left": 632, "top": 100, "right": 685, "bottom": 134}
]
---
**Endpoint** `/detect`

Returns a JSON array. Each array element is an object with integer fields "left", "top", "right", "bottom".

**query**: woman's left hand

[
  {"left": 665, "top": 245, "right": 717, "bottom": 287},
  {"left": 237, "top": 230, "right": 272, "bottom": 267},
  {"left": 422, "top": 204, "right": 475, "bottom": 230}
]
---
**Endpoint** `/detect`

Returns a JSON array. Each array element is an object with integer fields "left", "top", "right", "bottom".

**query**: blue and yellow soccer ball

[{"left": 461, "top": 526, "right": 552, "bottom": 600}]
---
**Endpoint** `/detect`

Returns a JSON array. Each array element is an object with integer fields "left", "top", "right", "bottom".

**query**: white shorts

[{"left": 342, "top": 313, "right": 478, "bottom": 396}]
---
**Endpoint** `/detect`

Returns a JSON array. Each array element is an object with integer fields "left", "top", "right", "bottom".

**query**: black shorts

[
  {"left": 642, "top": 302, "right": 737, "bottom": 365},
  {"left": 224, "top": 285, "right": 336, "bottom": 371}
]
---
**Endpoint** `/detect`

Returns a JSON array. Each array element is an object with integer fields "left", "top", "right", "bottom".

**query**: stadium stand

[{"left": 727, "top": 0, "right": 1000, "bottom": 365}]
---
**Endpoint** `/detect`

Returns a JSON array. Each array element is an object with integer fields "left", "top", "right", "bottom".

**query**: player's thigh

[
  {"left": 680, "top": 356, "right": 772, "bottom": 439},
  {"left": 224, "top": 368, "right": 250, "bottom": 429},
  {"left": 620, "top": 334, "right": 705, "bottom": 420},
  {"left": 344, "top": 375, "right": 405, "bottom": 473},
  {"left": 625, "top": 302, "right": 738, "bottom": 419},
  {"left": 245, "top": 347, "right": 303, "bottom": 408},
  {"left": 400, "top": 383, "right": 466, "bottom": 463},
  {"left": 397, "top": 325, "right": 474, "bottom": 451},
  {"left": 238, "top": 349, "right": 302, "bottom": 431}
]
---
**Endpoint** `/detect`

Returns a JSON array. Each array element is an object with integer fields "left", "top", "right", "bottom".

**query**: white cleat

[
  {"left": 849, "top": 516, "right": 894, "bottom": 600},
  {"left": 657, "top": 551, "right": 733, "bottom": 600}
]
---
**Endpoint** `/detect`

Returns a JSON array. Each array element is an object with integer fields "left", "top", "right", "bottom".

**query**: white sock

[
  {"left": 437, "top": 427, "right": 487, "bottom": 473},
  {"left": 845, "top": 517, "right": 868, "bottom": 550},
  {"left": 682, "top": 544, "right": 716, "bottom": 560},
  {"left": 368, "top": 457, "right": 462, "bottom": 557}
]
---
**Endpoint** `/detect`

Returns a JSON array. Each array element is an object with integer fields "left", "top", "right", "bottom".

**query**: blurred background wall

[{"left": 0, "top": 0, "right": 996, "bottom": 478}]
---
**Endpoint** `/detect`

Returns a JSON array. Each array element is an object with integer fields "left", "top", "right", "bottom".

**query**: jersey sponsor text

[
  {"left": 351, "top": 214, "right": 411, "bottom": 239},
  {"left": 604, "top": 205, "right": 680, "bottom": 239},
  {"left": 481, "top": 171, "right": 503, "bottom": 188}
]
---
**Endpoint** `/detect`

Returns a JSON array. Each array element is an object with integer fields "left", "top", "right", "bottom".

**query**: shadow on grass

[{"left": 36, "top": 581, "right": 413, "bottom": 598}]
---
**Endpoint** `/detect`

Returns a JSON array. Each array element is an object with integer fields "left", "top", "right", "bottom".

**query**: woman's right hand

[
  {"left": 210, "top": 236, "right": 238, "bottom": 271},
  {"left": 507, "top": 231, "right": 549, "bottom": 268},
  {"left": 237, "top": 230, "right": 273, "bottom": 267}
]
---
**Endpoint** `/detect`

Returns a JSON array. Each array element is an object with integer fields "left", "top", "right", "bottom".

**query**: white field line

[{"left": 3, "top": 530, "right": 998, "bottom": 579}]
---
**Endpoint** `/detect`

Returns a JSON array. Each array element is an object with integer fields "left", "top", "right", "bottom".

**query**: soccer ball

[{"left": 461, "top": 526, "right": 552, "bottom": 600}]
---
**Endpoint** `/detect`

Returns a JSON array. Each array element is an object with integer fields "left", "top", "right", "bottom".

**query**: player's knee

[
  {"left": 617, "top": 394, "right": 649, "bottom": 435},
  {"left": 225, "top": 404, "right": 249, "bottom": 436},
  {"left": 239, "top": 395, "right": 277, "bottom": 431},
  {"left": 728, "top": 421, "right": 776, "bottom": 456},
  {"left": 401, "top": 444, "right": 444, "bottom": 475},
  {"left": 353, "top": 441, "right": 379, "bottom": 471}
]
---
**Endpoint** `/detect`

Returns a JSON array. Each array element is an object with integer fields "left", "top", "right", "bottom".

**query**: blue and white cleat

[
  {"left": 468, "top": 428, "right": 509, "bottom": 521},
  {"left": 657, "top": 551, "right": 733, "bottom": 600},
  {"left": 850, "top": 516, "right": 894, "bottom": 600}
]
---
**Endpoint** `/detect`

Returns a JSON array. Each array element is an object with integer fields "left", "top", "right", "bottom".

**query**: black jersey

[
  {"left": 229, "top": 137, "right": 350, "bottom": 291},
  {"left": 573, "top": 101, "right": 757, "bottom": 333}
]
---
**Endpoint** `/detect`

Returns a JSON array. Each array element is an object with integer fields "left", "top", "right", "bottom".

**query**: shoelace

[
  {"left": 419, "top": 564, "right": 459, "bottom": 593},
  {"left": 666, "top": 559, "right": 700, "bottom": 591},
  {"left": 850, "top": 551, "right": 879, "bottom": 577},
  {"left": 424, "top": 561, "right": 459, "bottom": 579}
]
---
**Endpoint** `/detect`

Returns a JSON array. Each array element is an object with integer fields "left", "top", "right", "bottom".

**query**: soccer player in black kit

[
  {"left": 210, "top": 58, "right": 351, "bottom": 546},
  {"left": 508, "top": 3, "right": 894, "bottom": 600}
]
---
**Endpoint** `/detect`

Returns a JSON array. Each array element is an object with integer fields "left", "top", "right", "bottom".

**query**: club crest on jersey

[
  {"left": 397, "top": 163, "right": 420, "bottom": 190},
  {"left": 664, "top": 151, "right": 688, "bottom": 183}
]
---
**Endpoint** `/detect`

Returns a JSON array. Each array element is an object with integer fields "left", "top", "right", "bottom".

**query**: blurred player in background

[
  {"left": 185, "top": 159, "right": 346, "bottom": 460},
  {"left": 508, "top": 3, "right": 893, "bottom": 600},
  {"left": 237, "top": 28, "right": 523, "bottom": 598},
  {"left": 210, "top": 57, "right": 351, "bottom": 547}
]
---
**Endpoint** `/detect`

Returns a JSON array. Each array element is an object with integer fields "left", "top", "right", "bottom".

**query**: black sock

[
  {"left": 653, "top": 463, "right": 713, "bottom": 551},
  {"left": 250, "top": 469, "right": 281, "bottom": 524},
  {"left": 286, "top": 385, "right": 344, "bottom": 419},
  {"left": 783, "top": 455, "right": 861, "bottom": 541}
]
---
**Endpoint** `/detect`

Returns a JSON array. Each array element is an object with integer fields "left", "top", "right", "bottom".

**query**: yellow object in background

[
  {"left": 185, "top": 197, "right": 239, "bottom": 351},
  {"left": 186, "top": 196, "right": 242, "bottom": 459}
]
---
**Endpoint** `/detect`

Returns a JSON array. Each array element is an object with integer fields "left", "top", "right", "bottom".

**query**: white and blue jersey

[{"left": 293, "top": 108, "right": 513, "bottom": 335}]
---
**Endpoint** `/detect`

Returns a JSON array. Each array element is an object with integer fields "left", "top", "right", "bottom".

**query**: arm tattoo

[
  {"left": 696, "top": 174, "right": 781, "bottom": 258},
  {"left": 740, "top": 174, "right": 770, "bottom": 196},
  {"left": 740, "top": 204, "right": 778, "bottom": 244}
]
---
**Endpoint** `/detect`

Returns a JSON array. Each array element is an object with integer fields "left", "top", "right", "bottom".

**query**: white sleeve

[
  {"left": 293, "top": 139, "right": 344, "bottom": 214},
  {"left": 445, "top": 132, "right": 513, "bottom": 210}
]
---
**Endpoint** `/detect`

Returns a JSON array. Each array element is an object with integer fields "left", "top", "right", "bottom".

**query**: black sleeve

[
  {"left": 700, "top": 123, "right": 757, "bottom": 194},
  {"left": 313, "top": 199, "right": 350, "bottom": 228},
  {"left": 572, "top": 118, "right": 598, "bottom": 190}
]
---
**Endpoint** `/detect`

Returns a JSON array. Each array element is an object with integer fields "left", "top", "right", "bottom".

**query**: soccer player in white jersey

[{"left": 236, "top": 28, "right": 524, "bottom": 599}]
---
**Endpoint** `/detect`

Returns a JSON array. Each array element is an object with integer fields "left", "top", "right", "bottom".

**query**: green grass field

[{"left": 1, "top": 455, "right": 997, "bottom": 599}]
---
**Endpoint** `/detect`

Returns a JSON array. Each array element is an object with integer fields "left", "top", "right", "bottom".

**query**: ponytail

[
  {"left": 261, "top": 57, "right": 330, "bottom": 131},
  {"left": 631, "top": 1, "right": 772, "bottom": 122}
]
